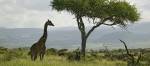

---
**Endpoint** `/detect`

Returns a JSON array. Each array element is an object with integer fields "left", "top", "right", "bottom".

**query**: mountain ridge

[{"left": 0, "top": 22, "right": 150, "bottom": 49}]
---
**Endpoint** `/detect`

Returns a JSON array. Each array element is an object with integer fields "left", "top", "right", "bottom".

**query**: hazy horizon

[{"left": 0, "top": 22, "right": 150, "bottom": 49}]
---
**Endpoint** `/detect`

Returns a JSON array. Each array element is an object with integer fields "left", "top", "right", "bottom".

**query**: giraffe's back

[{"left": 30, "top": 42, "right": 46, "bottom": 53}]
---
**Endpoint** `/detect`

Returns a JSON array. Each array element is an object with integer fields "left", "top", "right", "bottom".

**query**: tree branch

[
  {"left": 136, "top": 52, "right": 142, "bottom": 65},
  {"left": 86, "top": 22, "right": 103, "bottom": 38},
  {"left": 86, "top": 16, "right": 113, "bottom": 38},
  {"left": 120, "top": 40, "right": 134, "bottom": 60},
  {"left": 76, "top": 16, "right": 86, "bottom": 35}
]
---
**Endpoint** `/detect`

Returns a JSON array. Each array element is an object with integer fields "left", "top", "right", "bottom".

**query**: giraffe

[{"left": 29, "top": 19, "right": 54, "bottom": 61}]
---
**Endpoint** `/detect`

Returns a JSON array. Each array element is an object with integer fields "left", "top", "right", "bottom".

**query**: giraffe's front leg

[
  {"left": 31, "top": 51, "right": 36, "bottom": 61},
  {"left": 40, "top": 51, "right": 45, "bottom": 60},
  {"left": 30, "top": 49, "right": 38, "bottom": 61},
  {"left": 40, "top": 47, "right": 46, "bottom": 61},
  {"left": 33, "top": 52, "right": 38, "bottom": 61},
  {"left": 31, "top": 53, "right": 34, "bottom": 61}
]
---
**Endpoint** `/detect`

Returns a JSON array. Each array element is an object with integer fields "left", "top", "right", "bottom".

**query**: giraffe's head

[{"left": 46, "top": 19, "right": 54, "bottom": 26}]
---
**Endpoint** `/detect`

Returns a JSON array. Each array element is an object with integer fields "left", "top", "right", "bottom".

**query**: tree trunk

[
  {"left": 76, "top": 15, "right": 102, "bottom": 57},
  {"left": 81, "top": 37, "right": 87, "bottom": 57}
]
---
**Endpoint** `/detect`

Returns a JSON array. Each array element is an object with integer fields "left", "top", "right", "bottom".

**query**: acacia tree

[{"left": 51, "top": 0, "right": 140, "bottom": 56}]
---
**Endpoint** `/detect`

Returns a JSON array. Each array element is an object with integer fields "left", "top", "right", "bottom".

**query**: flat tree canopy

[{"left": 51, "top": 0, "right": 140, "bottom": 26}]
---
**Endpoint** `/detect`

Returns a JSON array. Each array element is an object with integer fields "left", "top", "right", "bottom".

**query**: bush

[
  {"left": 46, "top": 48, "right": 58, "bottom": 55},
  {"left": 0, "top": 47, "right": 8, "bottom": 54},
  {"left": 67, "top": 48, "right": 81, "bottom": 61},
  {"left": 57, "top": 49, "right": 68, "bottom": 56},
  {"left": 0, "top": 48, "right": 28, "bottom": 61}
]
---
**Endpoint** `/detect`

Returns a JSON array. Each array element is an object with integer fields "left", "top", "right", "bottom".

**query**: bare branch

[
  {"left": 86, "top": 18, "right": 106, "bottom": 38},
  {"left": 136, "top": 52, "right": 142, "bottom": 65},
  {"left": 86, "top": 22, "right": 103, "bottom": 38},
  {"left": 119, "top": 40, "right": 134, "bottom": 59}
]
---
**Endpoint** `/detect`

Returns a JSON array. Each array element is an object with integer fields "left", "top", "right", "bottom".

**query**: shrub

[
  {"left": 46, "top": 48, "right": 57, "bottom": 55},
  {"left": 67, "top": 48, "right": 81, "bottom": 61},
  {"left": 0, "top": 47, "right": 8, "bottom": 54},
  {"left": 1, "top": 48, "right": 28, "bottom": 61},
  {"left": 57, "top": 49, "right": 68, "bottom": 56}
]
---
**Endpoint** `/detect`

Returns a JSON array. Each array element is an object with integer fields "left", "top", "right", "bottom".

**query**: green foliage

[
  {"left": 0, "top": 48, "right": 28, "bottom": 61},
  {"left": 142, "top": 53, "right": 150, "bottom": 65},
  {"left": 67, "top": 48, "right": 81, "bottom": 61},
  {"left": 51, "top": 0, "right": 140, "bottom": 26},
  {"left": 46, "top": 48, "right": 58, "bottom": 55},
  {"left": 0, "top": 47, "right": 8, "bottom": 54},
  {"left": 57, "top": 49, "right": 68, "bottom": 56},
  {"left": 51, "top": 0, "right": 88, "bottom": 16}
]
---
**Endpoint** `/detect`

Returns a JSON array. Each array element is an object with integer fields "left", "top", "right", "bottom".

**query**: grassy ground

[
  {"left": 0, "top": 47, "right": 150, "bottom": 66},
  {"left": 0, "top": 55, "right": 126, "bottom": 66}
]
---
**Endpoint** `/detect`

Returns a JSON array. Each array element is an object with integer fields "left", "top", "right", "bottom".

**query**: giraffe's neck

[
  {"left": 43, "top": 23, "right": 48, "bottom": 37},
  {"left": 37, "top": 23, "right": 48, "bottom": 46}
]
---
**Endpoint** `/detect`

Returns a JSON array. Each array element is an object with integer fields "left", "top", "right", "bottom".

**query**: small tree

[
  {"left": 51, "top": 0, "right": 140, "bottom": 57},
  {"left": 120, "top": 40, "right": 142, "bottom": 66}
]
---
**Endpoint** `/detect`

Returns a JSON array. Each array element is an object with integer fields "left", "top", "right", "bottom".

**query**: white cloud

[
  {"left": 0, "top": 0, "right": 76, "bottom": 28},
  {"left": 16, "top": 0, "right": 51, "bottom": 11},
  {"left": 0, "top": 0, "right": 149, "bottom": 28}
]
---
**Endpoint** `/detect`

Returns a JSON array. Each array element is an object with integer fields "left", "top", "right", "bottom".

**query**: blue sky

[{"left": 0, "top": 0, "right": 150, "bottom": 28}]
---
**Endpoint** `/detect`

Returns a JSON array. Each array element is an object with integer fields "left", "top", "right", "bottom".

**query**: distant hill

[{"left": 0, "top": 22, "right": 150, "bottom": 49}]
